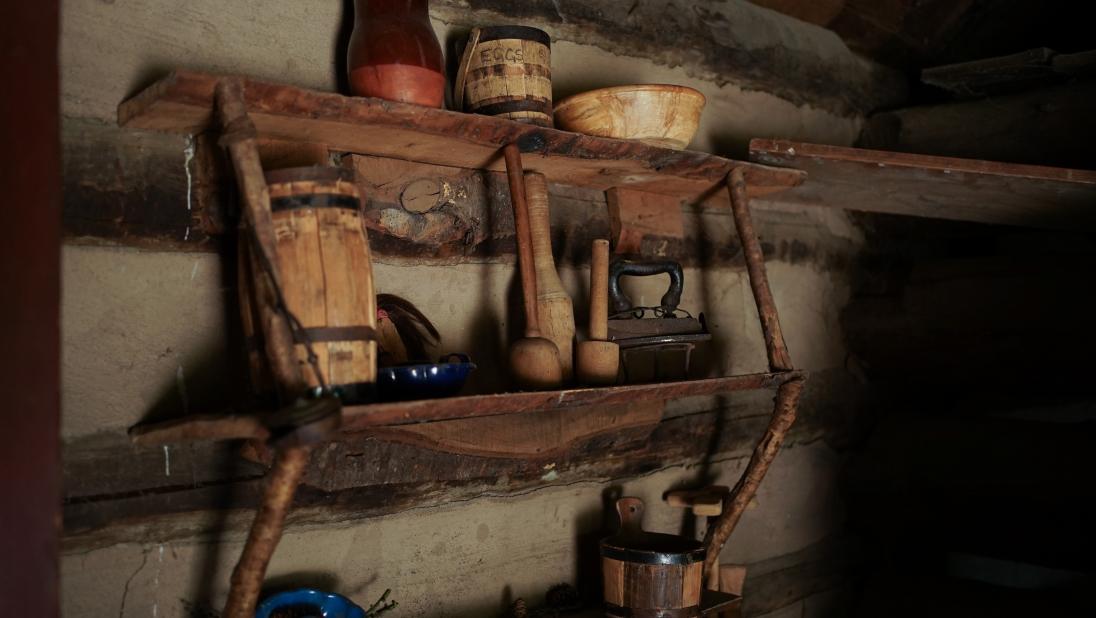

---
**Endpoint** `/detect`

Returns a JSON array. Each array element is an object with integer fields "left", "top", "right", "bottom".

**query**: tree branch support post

[
  {"left": 216, "top": 77, "right": 307, "bottom": 396},
  {"left": 702, "top": 167, "right": 807, "bottom": 582},
  {"left": 215, "top": 77, "right": 316, "bottom": 618},
  {"left": 221, "top": 444, "right": 312, "bottom": 618}
]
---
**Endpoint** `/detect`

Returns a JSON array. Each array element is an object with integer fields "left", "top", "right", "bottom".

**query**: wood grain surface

[
  {"left": 526, "top": 172, "right": 575, "bottom": 379},
  {"left": 266, "top": 176, "right": 377, "bottom": 390},
  {"left": 367, "top": 401, "right": 661, "bottom": 459},
  {"left": 554, "top": 85, "right": 705, "bottom": 150}
]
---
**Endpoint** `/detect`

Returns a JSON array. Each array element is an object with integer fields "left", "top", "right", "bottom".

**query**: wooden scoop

[
  {"left": 503, "top": 143, "right": 563, "bottom": 389},
  {"left": 576, "top": 239, "right": 620, "bottom": 385}
]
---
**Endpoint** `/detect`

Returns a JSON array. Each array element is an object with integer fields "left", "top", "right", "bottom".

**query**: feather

[{"left": 377, "top": 294, "right": 440, "bottom": 362}]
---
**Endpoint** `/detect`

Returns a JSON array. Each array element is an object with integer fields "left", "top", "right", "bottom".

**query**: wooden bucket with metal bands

[
  {"left": 601, "top": 498, "right": 705, "bottom": 618},
  {"left": 455, "top": 25, "right": 552, "bottom": 127},
  {"left": 243, "top": 166, "right": 377, "bottom": 402}
]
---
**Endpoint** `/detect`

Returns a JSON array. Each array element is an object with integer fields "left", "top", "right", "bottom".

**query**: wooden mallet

[
  {"left": 503, "top": 143, "right": 563, "bottom": 389},
  {"left": 576, "top": 239, "right": 620, "bottom": 385}
]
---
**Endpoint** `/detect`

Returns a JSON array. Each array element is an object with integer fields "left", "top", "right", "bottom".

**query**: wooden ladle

[{"left": 503, "top": 143, "right": 563, "bottom": 389}]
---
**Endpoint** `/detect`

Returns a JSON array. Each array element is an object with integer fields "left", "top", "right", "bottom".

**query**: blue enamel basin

[
  {"left": 376, "top": 353, "right": 476, "bottom": 401},
  {"left": 255, "top": 588, "right": 365, "bottom": 618}
]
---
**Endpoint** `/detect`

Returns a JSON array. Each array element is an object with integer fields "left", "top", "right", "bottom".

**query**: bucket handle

[
  {"left": 453, "top": 27, "right": 481, "bottom": 111},
  {"left": 609, "top": 259, "right": 685, "bottom": 315}
]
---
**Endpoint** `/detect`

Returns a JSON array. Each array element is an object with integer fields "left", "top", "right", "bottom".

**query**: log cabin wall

[
  {"left": 836, "top": 215, "right": 1096, "bottom": 615},
  {"left": 58, "top": 1, "right": 899, "bottom": 616}
]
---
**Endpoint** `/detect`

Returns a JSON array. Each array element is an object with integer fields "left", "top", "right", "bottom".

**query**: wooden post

[
  {"left": 215, "top": 77, "right": 307, "bottom": 395},
  {"left": 702, "top": 377, "right": 804, "bottom": 578},
  {"left": 702, "top": 167, "right": 805, "bottom": 579},
  {"left": 215, "top": 78, "right": 314, "bottom": 618},
  {"left": 726, "top": 167, "right": 792, "bottom": 372},
  {"left": 221, "top": 445, "right": 311, "bottom": 618}
]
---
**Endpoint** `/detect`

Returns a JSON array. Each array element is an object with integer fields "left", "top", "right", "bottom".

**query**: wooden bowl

[{"left": 554, "top": 85, "right": 706, "bottom": 150}]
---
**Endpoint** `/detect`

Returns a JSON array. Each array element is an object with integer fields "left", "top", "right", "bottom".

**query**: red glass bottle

[{"left": 347, "top": 0, "right": 446, "bottom": 108}]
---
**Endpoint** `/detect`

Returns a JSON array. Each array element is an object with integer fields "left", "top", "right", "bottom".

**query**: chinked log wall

[
  {"left": 62, "top": 117, "right": 856, "bottom": 268},
  {"left": 64, "top": 376, "right": 862, "bottom": 552},
  {"left": 432, "top": 0, "right": 906, "bottom": 117}
]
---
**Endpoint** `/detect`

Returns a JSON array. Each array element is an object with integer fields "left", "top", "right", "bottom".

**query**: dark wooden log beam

[
  {"left": 61, "top": 119, "right": 225, "bottom": 251},
  {"left": 62, "top": 119, "right": 857, "bottom": 268},
  {"left": 919, "top": 48, "right": 1096, "bottom": 99},
  {"left": 747, "top": 0, "right": 977, "bottom": 69},
  {"left": 62, "top": 369, "right": 859, "bottom": 552},
  {"left": 859, "top": 80, "right": 1096, "bottom": 170},
  {"left": 435, "top": 0, "right": 906, "bottom": 116}
]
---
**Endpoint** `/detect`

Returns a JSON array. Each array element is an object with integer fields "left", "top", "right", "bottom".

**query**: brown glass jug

[{"left": 347, "top": 0, "right": 445, "bottom": 107}]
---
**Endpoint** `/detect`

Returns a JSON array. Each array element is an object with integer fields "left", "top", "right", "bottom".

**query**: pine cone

[{"left": 545, "top": 584, "right": 581, "bottom": 611}]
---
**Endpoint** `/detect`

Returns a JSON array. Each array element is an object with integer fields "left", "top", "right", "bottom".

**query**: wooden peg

[{"left": 665, "top": 486, "right": 730, "bottom": 517}]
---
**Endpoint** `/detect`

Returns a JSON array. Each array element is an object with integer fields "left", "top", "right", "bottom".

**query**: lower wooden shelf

[
  {"left": 344, "top": 370, "right": 802, "bottom": 429},
  {"left": 130, "top": 370, "right": 805, "bottom": 447}
]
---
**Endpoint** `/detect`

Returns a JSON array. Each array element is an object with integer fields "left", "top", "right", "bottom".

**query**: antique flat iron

[{"left": 607, "top": 259, "right": 711, "bottom": 381}]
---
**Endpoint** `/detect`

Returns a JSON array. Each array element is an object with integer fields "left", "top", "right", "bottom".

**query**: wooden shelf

[
  {"left": 749, "top": 139, "right": 1096, "bottom": 229},
  {"left": 118, "top": 70, "right": 805, "bottom": 207},
  {"left": 343, "top": 370, "right": 801, "bottom": 429},
  {"left": 130, "top": 371, "right": 804, "bottom": 446},
  {"left": 113, "top": 72, "right": 808, "bottom": 611}
]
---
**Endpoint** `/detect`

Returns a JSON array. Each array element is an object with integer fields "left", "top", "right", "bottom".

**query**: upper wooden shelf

[
  {"left": 749, "top": 139, "right": 1096, "bottom": 230},
  {"left": 118, "top": 70, "right": 805, "bottom": 206}
]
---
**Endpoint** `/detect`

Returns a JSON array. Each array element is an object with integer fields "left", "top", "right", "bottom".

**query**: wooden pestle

[
  {"left": 503, "top": 143, "right": 563, "bottom": 389},
  {"left": 576, "top": 239, "right": 620, "bottom": 385},
  {"left": 524, "top": 172, "right": 575, "bottom": 380}
]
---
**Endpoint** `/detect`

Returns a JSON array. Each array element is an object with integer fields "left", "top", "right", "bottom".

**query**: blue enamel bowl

[
  {"left": 376, "top": 353, "right": 476, "bottom": 402},
  {"left": 255, "top": 588, "right": 365, "bottom": 618}
]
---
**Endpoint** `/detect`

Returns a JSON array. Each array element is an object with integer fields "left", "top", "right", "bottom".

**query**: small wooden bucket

[
  {"left": 248, "top": 166, "right": 378, "bottom": 402},
  {"left": 601, "top": 497, "right": 705, "bottom": 617},
  {"left": 454, "top": 25, "right": 553, "bottom": 127}
]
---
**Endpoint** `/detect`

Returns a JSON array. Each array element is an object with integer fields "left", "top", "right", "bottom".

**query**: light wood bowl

[{"left": 553, "top": 85, "right": 706, "bottom": 150}]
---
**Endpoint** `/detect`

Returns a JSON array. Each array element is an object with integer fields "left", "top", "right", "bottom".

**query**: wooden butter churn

[{"left": 240, "top": 166, "right": 378, "bottom": 403}]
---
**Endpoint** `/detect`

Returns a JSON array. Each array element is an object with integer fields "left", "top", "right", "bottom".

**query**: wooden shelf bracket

[
  {"left": 701, "top": 167, "right": 807, "bottom": 580},
  {"left": 215, "top": 78, "right": 315, "bottom": 618}
]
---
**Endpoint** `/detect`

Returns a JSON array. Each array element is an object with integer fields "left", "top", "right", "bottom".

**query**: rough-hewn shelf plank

[
  {"left": 130, "top": 371, "right": 805, "bottom": 446},
  {"left": 749, "top": 139, "right": 1096, "bottom": 229},
  {"left": 118, "top": 70, "right": 805, "bottom": 206},
  {"left": 343, "top": 371, "right": 802, "bottom": 429}
]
